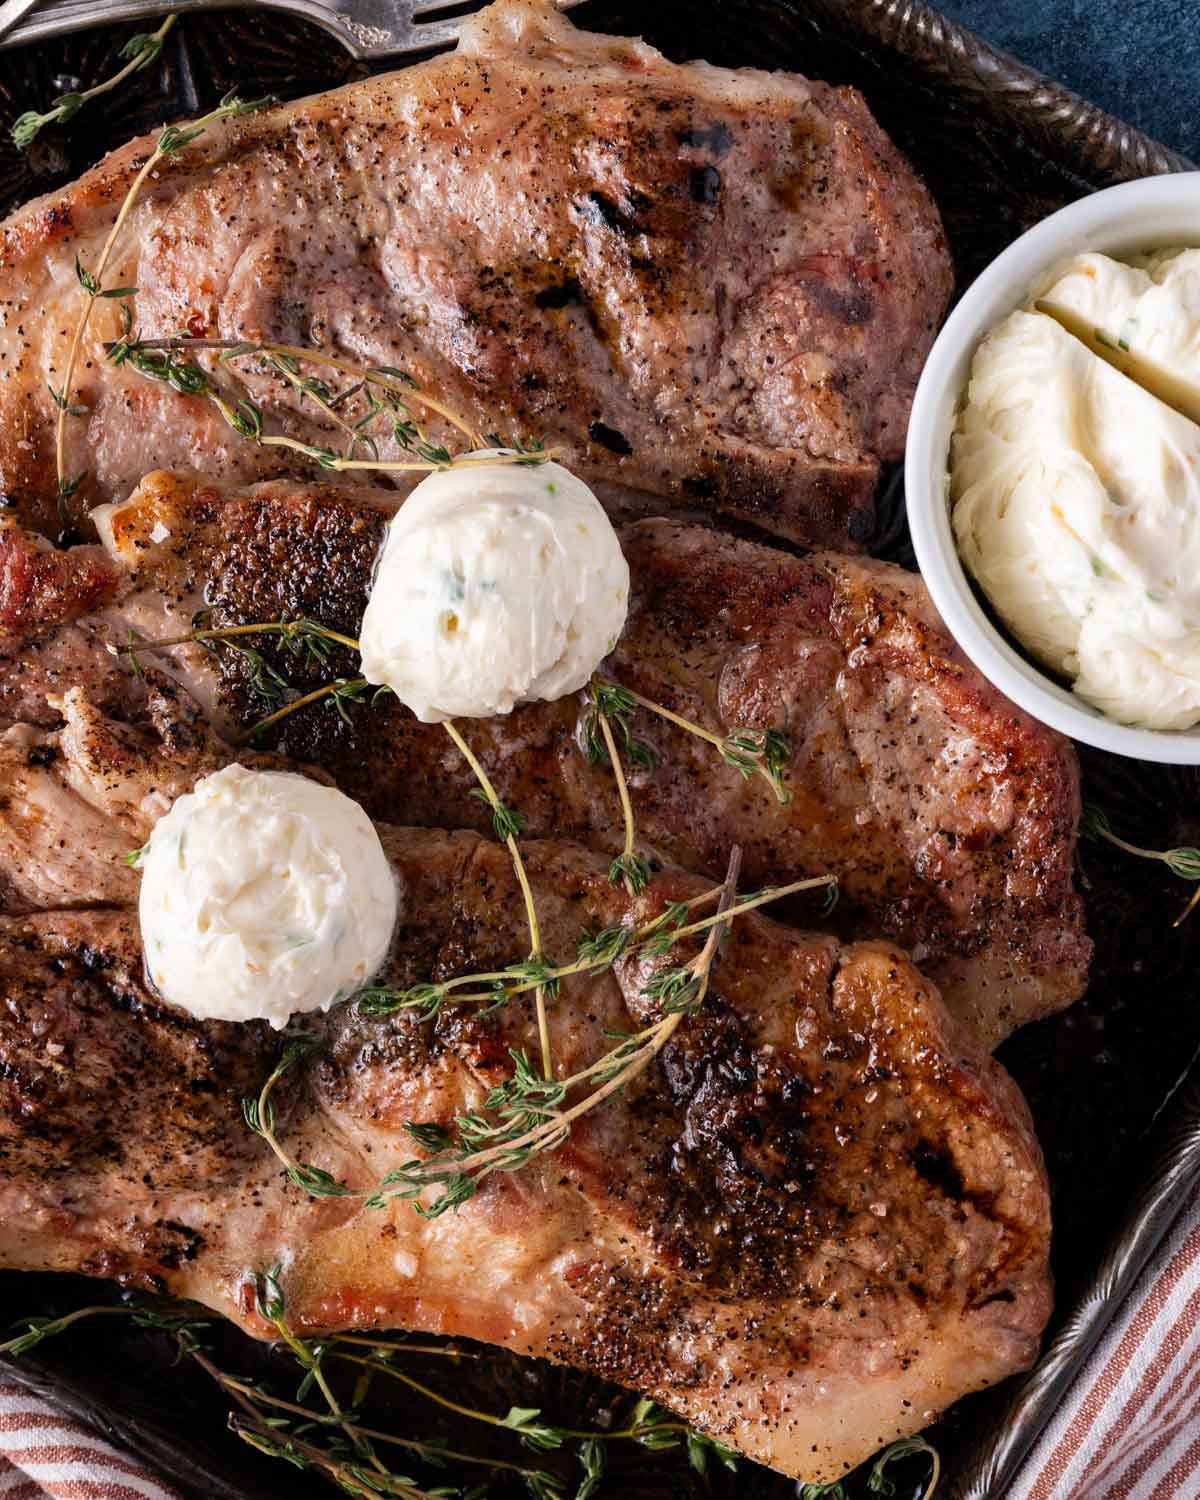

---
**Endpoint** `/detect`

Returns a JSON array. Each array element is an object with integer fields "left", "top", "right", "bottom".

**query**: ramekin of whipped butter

[{"left": 907, "top": 174, "right": 1200, "bottom": 764}]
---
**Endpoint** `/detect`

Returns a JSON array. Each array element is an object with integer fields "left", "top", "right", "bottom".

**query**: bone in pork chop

[
  {"left": 0, "top": 469, "right": 1090, "bottom": 1048},
  {"left": 0, "top": 0, "right": 952, "bottom": 544},
  {"left": 0, "top": 690, "right": 1051, "bottom": 1484}
]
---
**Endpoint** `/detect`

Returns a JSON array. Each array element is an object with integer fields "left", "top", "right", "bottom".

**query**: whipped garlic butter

[
  {"left": 359, "top": 453, "right": 629, "bottom": 722},
  {"left": 951, "top": 310, "right": 1200, "bottom": 730},
  {"left": 138, "top": 764, "right": 397, "bottom": 1026},
  {"left": 1033, "top": 248, "right": 1200, "bottom": 424}
]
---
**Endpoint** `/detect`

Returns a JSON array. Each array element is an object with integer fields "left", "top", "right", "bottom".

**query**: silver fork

[{"left": 0, "top": 0, "right": 581, "bottom": 59}]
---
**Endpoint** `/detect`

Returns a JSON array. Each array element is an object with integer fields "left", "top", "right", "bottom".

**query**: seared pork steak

[
  {"left": 0, "top": 691, "right": 1051, "bottom": 1484},
  {"left": 0, "top": 0, "right": 951, "bottom": 544},
  {"left": 0, "top": 469, "right": 1088, "bottom": 1049}
]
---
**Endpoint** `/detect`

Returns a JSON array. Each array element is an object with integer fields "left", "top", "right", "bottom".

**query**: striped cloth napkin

[
  {"left": 0, "top": 1386, "right": 183, "bottom": 1500},
  {"left": 0, "top": 1185, "right": 1198, "bottom": 1500},
  {"left": 1012, "top": 1179, "right": 1200, "bottom": 1499}
]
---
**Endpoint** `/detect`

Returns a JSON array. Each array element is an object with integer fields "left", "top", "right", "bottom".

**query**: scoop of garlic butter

[
  {"left": 359, "top": 453, "right": 629, "bottom": 722},
  {"left": 1032, "top": 248, "right": 1200, "bottom": 425},
  {"left": 951, "top": 310, "right": 1200, "bottom": 731},
  {"left": 138, "top": 764, "right": 397, "bottom": 1027}
]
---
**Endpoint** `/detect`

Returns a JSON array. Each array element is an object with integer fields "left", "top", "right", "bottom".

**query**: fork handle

[{"left": 0, "top": 0, "right": 427, "bottom": 59}]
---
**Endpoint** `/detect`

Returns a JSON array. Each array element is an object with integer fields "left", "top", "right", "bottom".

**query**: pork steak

[
  {"left": 0, "top": 689, "right": 1051, "bottom": 1484},
  {"left": 10, "top": 468, "right": 1089, "bottom": 1050},
  {"left": 0, "top": 0, "right": 952, "bottom": 544}
]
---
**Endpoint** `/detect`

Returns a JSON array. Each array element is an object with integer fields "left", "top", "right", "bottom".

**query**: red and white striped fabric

[
  {"left": 1012, "top": 1179, "right": 1200, "bottom": 1499},
  {"left": 0, "top": 1383, "right": 182, "bottom": 1500},
  {"left": 1, "top": 1186, "right": 1199, "bottom": 1500}
]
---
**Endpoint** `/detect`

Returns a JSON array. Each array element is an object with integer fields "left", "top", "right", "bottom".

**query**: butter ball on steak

[
  {"left": 138, "top": 764, "right": 397, "bottom": 1028},
  {"left": 359, "top": 453, "right": 629, "bottom": 722}
]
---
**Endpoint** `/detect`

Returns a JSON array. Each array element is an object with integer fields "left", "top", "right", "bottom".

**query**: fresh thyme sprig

[
  {"left": 230, "top": 1414, "right": 466, "bottom": 1500},
  {"left": 54, "top": 89, "right": 273, "bottom": 528},
  {"left": 110, "top": 336, "right": 479, "bottom": 446},
  {"left": 581, "top": 680, "right": 657, "bottom": 774},
  {"left": 597, "top": 710, "right": 648, "bottom": 896},
  {"left": 109, "top": 614, "right": 360, "bottom": 670},
  {"left": 11, "top": 15, "right": 177, "bottom": 149},
  {"left": 1081, "top": 804, "right": 1200, "bottom": 925},
  {"left": 244, "top": 850, "right": 834, "bottom": 1218},
  {"left": 443, "top": 719, "right": 553, "bottom": 1080},
  {"left": 253, "top": 1266, "right": 392, "bottom": 1481},
  {"left": 106, "top": 616, "right": 378, "bottom": 742},
  {"left": 1, "top": 1293, "right": 747, "bottom": 1499},
  {"left": 103, "top": 332, "right": 560, "bottom": 479},
  {"left": 329, "top": 1346, "right": 568, "bottom": 1454},
  {"left": 242, "top": 676, "right": 378, "bottom": 743},
  {"left": 0, "top": 1304, "right": 136, "bottom": 1356},
  {"left": 353, "top": 874, "right": 834, "bottom": 1021},
  {"left": 369, "top": 848, "right": 742, "bottom": 1219},
  {"left": 580, "top": 680, "right": 655, "bottom": 897},
  {"left": 798, "top": 1434, "right": 940, "bottom": 1499},
  {"left": 722, "top": 726, "right": 792, "bottom": 793},
  {"left": 242, "top": 1034, "right": 352, "bottom": 1200},
  {"left": 588, "top": 676, "right": 792, "bottom": 805},
  {"left": 113, "top": 610, "right": 830, "bottom": 1221}
]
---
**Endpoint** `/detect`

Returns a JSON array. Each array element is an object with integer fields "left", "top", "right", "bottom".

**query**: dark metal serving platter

[{"left": 2, "top": 3, "right": 1199, "bottom": 1496}]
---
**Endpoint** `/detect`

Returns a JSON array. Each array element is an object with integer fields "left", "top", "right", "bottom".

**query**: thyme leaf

[
  {"left": 467, "top": 785, "right": 525, "bottom": 841},
  {"left": 581, "top": 680, "right": 657, "bottom": 772},
  {"left": 574, "top": 1436, "right": 606, "bottom": 1499},
  {"left": 46, "top": 383, "right": 88, "bottom": 416},
  {"left": 482, "top": 432, "right": 553, "bottom": 467},
  {"left": 719, "top": 727, "right": 793, "bottom": 802},
  {"left": 54, "top": 87, "right": 275, "bottom": 520},
  {"left": 575, "top": 924, "right": 630, "bottom": 967},
  {"left": 589, "top": 676, "right": 792, "bottom": 803},
  {"left": 608, "top": 851, "right": 650, "bottom": 894},
  {"left": 638, "top": 902, "right": 689, "bottom": 957},
  {"left": 1081, "top": 803, "right": 1200, "bottom": 922},
  {"left": 686, "top": 1429, "right": 739, "bottom": 1475},
  {"left": 403, "top": 1121, "right": 456, "bottom": 1153},
  {"left": 640, "top": 963, "right": 702, "bottom": 1014},
  {"left": 356, "top": 983, "right": 446, "bottom": 1023},
  {"left": 10, "top": 15, "right": 177, "bottom": 150},
  {"left": 627, "top": 1398, "right": 681, "bottom": 1450},
  {"left": 500, "top": 1405, "right": 568, "bottom": 1453}
]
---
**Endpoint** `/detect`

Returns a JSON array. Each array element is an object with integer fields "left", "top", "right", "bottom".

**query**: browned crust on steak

[{"left": 0, "top": 525, "right": 120, "bottom": 632}]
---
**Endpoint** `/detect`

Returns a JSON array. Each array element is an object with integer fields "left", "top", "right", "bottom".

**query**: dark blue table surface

[{"left": 937, "top": 0, "right": 1199, "bottom": 164}]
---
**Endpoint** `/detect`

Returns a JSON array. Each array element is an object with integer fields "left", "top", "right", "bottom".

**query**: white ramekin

[{"left": 906, "top": 172, "right": 1200, "bottom": 764}]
